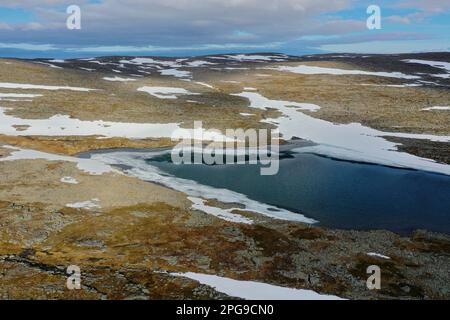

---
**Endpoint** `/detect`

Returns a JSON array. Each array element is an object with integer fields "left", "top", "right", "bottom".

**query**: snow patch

[
  {"left": 0, "top": 107, "right": 181, "bottom": 139},
  {"left": 402, "top": 59, "right": 450, "bottom": 73},
  {"left": 170, "top": 272, "right": 345, "bottom": 300},
  {"left": 422, "top": 106, "right": 450, "bottom": 111},
  {"left": 240, "top": 113, "right": 255, "bottom": 117},
  {"left": 188, "top": 196, "right": 253, "bottom": 224},
  {"left": 103, "top": 76, "right": 137, "bottom": 82},
  {"left": 0, "top": 82, "right": 96, "bottom": 92},
  {"left": 159, "top": 68, "right": 192, "bottom": 79},
  {"left": 0, "top": 146, "right": 114, "bottom": 175},
  {"left": 137, "top": 86, "right": 199, "bottom": 100},
  {"left": 66, "top": 198, "right": 101, "bottom": 210},
  {"left": 0, "top": 93, "right": 42, "bottom": 99},
  {"left": 61, "top": 176, "right": 79, "bottom": 184},
  {"left": 195, "top": 82, "right": 214, "bottom": 89},
  {"left": 269, "top": 65, "right": 420, "bottom": 79},
  {"left": 367, "top": 252, "right": 391, "bottom": 259},
  {"left": 186, "top": 60, "right": 216, "bottom": 67}
]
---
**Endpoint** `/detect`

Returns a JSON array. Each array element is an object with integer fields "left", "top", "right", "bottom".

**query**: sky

[{"left": 0, "top": 0, "right": 449, "bottom": 58}]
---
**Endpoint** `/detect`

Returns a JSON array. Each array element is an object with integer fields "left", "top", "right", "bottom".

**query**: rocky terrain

[{"left": 0, "top": 52, "right": 449, "bottom": 299}]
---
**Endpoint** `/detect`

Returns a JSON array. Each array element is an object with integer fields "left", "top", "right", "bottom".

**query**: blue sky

[{"left": 0, "top": 0, "right": 449, "bottom": 58}]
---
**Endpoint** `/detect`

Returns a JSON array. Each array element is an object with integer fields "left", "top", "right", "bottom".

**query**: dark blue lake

[{"left": 147, "top": 151, "right": 450, "bottom": 235}]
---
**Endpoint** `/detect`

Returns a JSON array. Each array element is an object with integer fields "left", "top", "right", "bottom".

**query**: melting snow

[
  {"left": 195, "top": 82, "right": 214, "bottom": 89},
  {"left": 137, "top": 86, "right": 199, "bottom": 99},
  {"left": 402, "top": 59, "right": 450, "bottom": 73},
  {"left": 90, "top": 150, "right": 317, "bottom": 224},
  {"left": 0, "top": 82, "right": 96, "bottom": 92},
  {"left": 269, "top": 65, "right": 420, "bottom": 79},
  {"left": 422, "top": 106, "right": 450, "bottom": 111},
  {"left": 0, "top": 107, "right": 182, "bottom": 139},
  {"left": 170, "top": 272, "right": 345, "bottom": 300},
  {"left": 61, "top": 176, "right": 79, "bottom": 184},
  {"left": 188, "top": 196, "right": 253, "bottom": 224},
  {"left": 187, "top": 60, "right": 216, "bottom": 67},
  {"left": 103, "top": 76, "right": 137, "bottom": 82},
  {"left": 0, "top": 93, "right": 42, "bottom": 99},
  {"left": 35, "top": 62, "right": 63, "bottom": 69},
  {"left": 360, "top": 83, "right": 421, "bottom": 88},
  {"left": 225, "top": 54, "right": 288, "bottom": 62},
  {"left": 234, "top": 92, "right": 450, "bottom": 175},
  {"left": 367, "top": 252, "right": 391, "bottom": 259},
  {"left": 0, "top": 146, "right": 114, "bottom": 175},
  {"left": 159, "top": 68, "right": 192, "bottom": 79},
  {"left": 66, "top": 198, "right": 101, "bottom": 210}
]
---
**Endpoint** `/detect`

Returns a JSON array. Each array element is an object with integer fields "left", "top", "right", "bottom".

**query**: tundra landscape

[{"left": 0, "top": 52, "right": 449, "bottom": 300}]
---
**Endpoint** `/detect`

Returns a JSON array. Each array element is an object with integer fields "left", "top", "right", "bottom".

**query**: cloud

[
  {"left": 386, "top": 0, "right": 450, "bottom": 24},
  {"left": 0, "top": 23, "right": 13, "bottom": 30},
  {"left": 0, "top": 0, "right": 354, "bottom": 47},
  {"left": 0, "top": 1, "right": 88, "bottom": 8},
  {"left": 68, "top": 42, "right": 283, "bottom": 53},
  {"left": 395, "top": 0, "right": 450, "bottom": 14},
  {"left": 319, "top": 39, "right": 450, "bottom": 54},
  {"left": 21, "top": 22, "right": 46, "bottom": 31},
  {"left": 0, "top": 0, "right": 448, "bottom": 56},
  {"left": 0, "top": 42, "right": 57, "bottom": 51},
  {"left": 386, "top": 15, "right": 412, "bottom": 24}
]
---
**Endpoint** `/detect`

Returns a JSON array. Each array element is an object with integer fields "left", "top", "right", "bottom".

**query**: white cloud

[
  {"left": 1, "top": 0, "right": 354, "bottom": 47},
  {"left": 0, "top": 42, "right": 57, "bottom": 51},
  {"left": 319, "top": 39, "right": 450, "bottom": 54},
  {"left": 68, "top": 42, "right": 282, "bottom": 53}
]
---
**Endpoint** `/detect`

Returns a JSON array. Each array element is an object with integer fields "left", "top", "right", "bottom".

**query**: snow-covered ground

[
  {"left": 367, "top": 252, "right": 391, "bottom": 259},
  {"left": 159, "top": 68, "right": 192, "bottom": 79},
  {"left": 269, "top": 65, "right": 420, "bottom": 79},
  {"left": 170, "top": 272, "right": 345, "bottom": 300},
  {"left": 66, "top": 198, "right": 101, "bottom": 210},
  {"left": 0, "top": 107, "right": 181, "bottom": 139},
  {"left": 35, "top": 62, "right": 63, "bottom": 69},
  {"left": 360, "top": 83, "right": 421, "bottom": 88},
  {"left": 0, "top": 93, "right": 42, "bottom": 100},
  {"left": 223, "top": 54, "right": 288, "bottom": 62},
  {"left": 119, "top": 58, "right": 193, "bottom": 79},
  {"left": 137, "top": 86, "right": 199, "bottom": 99},
  {"left": 233, "top": 91, "right": 450, "bottom": 176},
  {"left": 103, "top": 76, "right": 137, "bottom": 82},
  {"left": 0, "top": 146, "right": 114, "bottom": 175},
  {"left": 422, "top": 106, "right": 450, "bottom": 111},
  {"left": 0, "top": 82, "right": 96, "bottom": 92},
  {"left": 195, "top": 82, "right": 215, "bottom": 89},
  {"left": 188, "top": 196, "right": 253, "bottom": 224},
  {"left": 403, "top": 59, "right": 450, "bottom": 73},
  {"left": 186, "top": 60, "right": 216, "bottom": 67},
  {"left": 60, "top": 176, "right": 79, "bottom": 184}
]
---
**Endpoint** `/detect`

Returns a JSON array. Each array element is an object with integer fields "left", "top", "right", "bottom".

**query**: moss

[
  {"left": 289, "top": 226, "right": 327, "bottom": 240},
  {"left": 241, "top": 224, "right": 298, "bottom": 256}
]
